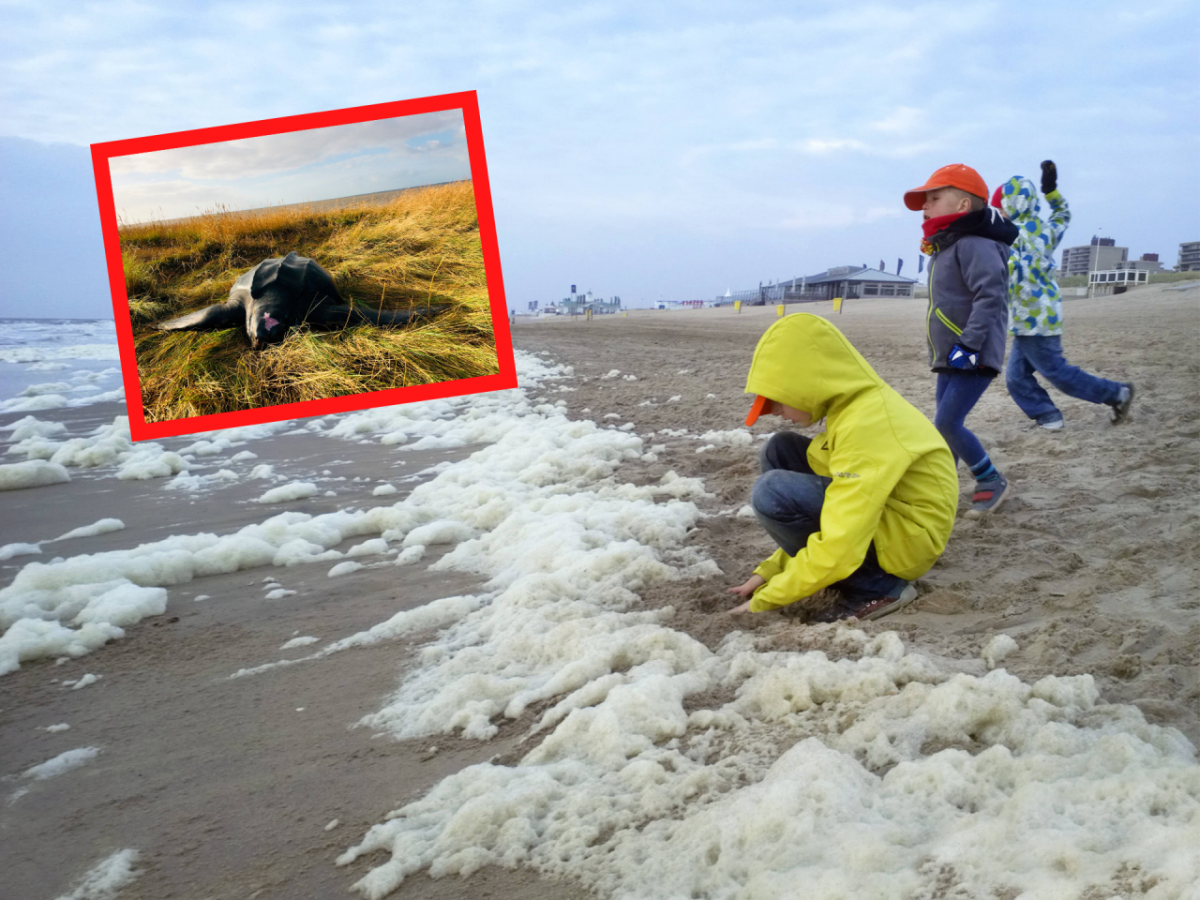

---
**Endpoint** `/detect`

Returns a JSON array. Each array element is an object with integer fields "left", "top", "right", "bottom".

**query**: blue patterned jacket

[{"left": 998, "top": 176, "right": 1070, "bottom": 337}]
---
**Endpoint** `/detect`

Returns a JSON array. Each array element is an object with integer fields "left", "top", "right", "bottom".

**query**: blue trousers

[
  {"left": 1006, "top": 335, "right": 1124, "bottom": 424},
  {"left": 934, "top": 370, "right": 994, "bottom": 469},
  {"left": 751, "top": 432, "right": 907, "bottom": 602}
]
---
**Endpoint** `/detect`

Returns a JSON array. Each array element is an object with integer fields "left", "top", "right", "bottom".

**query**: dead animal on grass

[{"left": 154, "top": 252, "right": 449, "bottom": 350}]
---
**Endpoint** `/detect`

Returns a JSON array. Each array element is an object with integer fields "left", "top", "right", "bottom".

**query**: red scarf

[{"left": 920, "top": 212, "right": 967, "bottom": 255}]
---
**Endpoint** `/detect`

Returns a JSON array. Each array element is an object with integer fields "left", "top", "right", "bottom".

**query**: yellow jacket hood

[{"left": 745, "top": 314, "right": 881, "bottom": 420}]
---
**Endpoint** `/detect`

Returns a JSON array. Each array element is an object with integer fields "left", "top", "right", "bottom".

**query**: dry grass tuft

[{"left": 121, "top": 181, "right": 499, "bottom": 421}]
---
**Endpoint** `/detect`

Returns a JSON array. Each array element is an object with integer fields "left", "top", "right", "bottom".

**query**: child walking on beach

[
  {"left": 994, "top": 161, "right": 1135, "bottom": 429},
  {"left": 727, "top": 314, "right": 958, "bottom": 622},
  {"left": 905, "top": 164, "right": 1019, "bottom": 517}
]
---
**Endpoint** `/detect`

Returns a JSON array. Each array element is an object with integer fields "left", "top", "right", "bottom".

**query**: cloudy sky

[
  {"left": 109, "top": 111, "right": 469, "bottom": 224},
  {"left": 1, "top": 0, "right": 1196, "bottom": 316}
]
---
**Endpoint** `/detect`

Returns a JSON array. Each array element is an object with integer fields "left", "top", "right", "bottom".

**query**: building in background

[
  {"left": 1060, "top": 237, "right": 1128, "bottom": 277},
  {"left": 1089, "top": 268, "right": 1151, "bottom": 295},
  {"left": 714, "top": 267, "right": 916, "bottom": 306},
  {"left": 782, "top": 266, "right": 917, "bottom": 302},
  {"left": 557, "top": 287, "right": 621, "bottom": 315},
  {"left": 1178, "top": 241, "right": 1200, "bottom": 272},
  {"left": 1113, "top": 253, "right": 1165, "bottom": 273}
]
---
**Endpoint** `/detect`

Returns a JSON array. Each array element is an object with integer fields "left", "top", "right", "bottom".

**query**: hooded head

[
  {"left": 744, "top": 314, "right": 883, "bottom": 426},
  {"left": 995, "top": 176, "right": 1041, "bottom": 223}
]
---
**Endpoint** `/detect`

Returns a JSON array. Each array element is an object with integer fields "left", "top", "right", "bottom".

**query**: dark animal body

[{"left": 154, "top": 252, "right": 448, "bottom": 350}]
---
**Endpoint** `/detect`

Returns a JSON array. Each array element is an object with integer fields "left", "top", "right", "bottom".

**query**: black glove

[{"left": 1040, "top": 160, "right": 1057, "bottom": 195}]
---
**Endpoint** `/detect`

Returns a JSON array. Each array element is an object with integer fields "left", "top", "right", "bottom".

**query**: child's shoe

[
  {"left": 811, "top": 584, "right": 919, "bottom": 623},
  {"left": 965, "top": 473, "right": 1009, "bottom": 518},
  {"left": 1109, "top": 383, "right": 1135, "bottom": 423},
  {"left": 1037, "top": 415, "right": 1064, "bottom": 431}
]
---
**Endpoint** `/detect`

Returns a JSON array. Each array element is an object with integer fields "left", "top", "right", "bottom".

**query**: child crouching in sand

[{"left": 728, "top": 314, "right": 958, "bottom": 622}]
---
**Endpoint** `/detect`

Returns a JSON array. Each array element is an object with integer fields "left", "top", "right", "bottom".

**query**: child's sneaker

[
  {"left": 1109, "top": 383, "right": 1135, "bottom": 424},
  {"left": 1038, "top": 415, "right": 1064, "bottom": 431},
  {"left": 811, "top": 584, "right": 919, "bottom": 623},
  {"left": 965, "top": 474, "right": 1009, "bottom": 518}
]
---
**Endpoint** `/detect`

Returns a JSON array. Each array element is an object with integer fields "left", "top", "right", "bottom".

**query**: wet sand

[{"left": 0, "top": 406, "right": 593, "bottom": 899}]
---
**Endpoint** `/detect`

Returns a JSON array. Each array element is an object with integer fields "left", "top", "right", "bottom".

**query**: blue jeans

[
  {"left": 751, "top": 432, "right": 907, "bottom": 602},
  {"left": 1006, "top": 335, "right": 1124, "bottom": 424},
  {"left": 934, "top": 370, "right": 994, "bottom": 468}
]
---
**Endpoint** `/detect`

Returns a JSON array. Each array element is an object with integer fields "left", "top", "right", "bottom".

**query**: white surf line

[{"left": 329, "top": 360, "right": 1200, "bottom": 899}]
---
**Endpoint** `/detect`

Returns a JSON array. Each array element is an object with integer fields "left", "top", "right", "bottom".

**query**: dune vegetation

[{"left": 120, "top": 180, "right": 499, "bottom": 422}]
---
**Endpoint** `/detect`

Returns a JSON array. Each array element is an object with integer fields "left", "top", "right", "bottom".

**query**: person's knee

[
  {"left": 752, "top": 469, "right": 825, "bottom": 520},
  {"left": 751, "top": 469, "right": 787, "bottom": 515},
  {"left": 933, "top": 406, "right": 957, "bottom": 437},
  {"left": 760, "top": 431, "right": 811, "bottom": 474}
]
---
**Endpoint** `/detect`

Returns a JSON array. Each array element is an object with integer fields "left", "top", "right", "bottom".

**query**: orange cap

[
  {"left": 903, "top": 164, "right": 989, "bottom": 211},
  {"left": 745, "top": 394, "right": 770, "bottom": 426}
]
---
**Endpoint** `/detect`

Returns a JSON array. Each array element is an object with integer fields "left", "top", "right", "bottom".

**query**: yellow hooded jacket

[{"left": 745, "top": 314, "right": 958, "bottom": 612}]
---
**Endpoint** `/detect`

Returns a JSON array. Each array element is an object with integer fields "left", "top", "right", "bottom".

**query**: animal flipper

[
  {"left": 156, "top": 300, "right": 245, "bottom": 332},
  {"left": 309, "top": 304, "right": 451, "bottom": 329}
]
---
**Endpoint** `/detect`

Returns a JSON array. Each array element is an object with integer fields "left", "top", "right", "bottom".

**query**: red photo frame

[{"left": 91, "top": 91, "right": 515, "bottom": 441}]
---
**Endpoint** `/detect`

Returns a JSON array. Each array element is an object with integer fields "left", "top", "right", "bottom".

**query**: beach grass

[{"left": 120, "top": 180, "right": 499, "bottom": 422}]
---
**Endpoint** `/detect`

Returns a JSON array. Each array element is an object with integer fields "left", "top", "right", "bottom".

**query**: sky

[
  {"left": 108, "top": 111, "right": 469, "bottom": 224},
  {"left": 1, "top": 0, "right": 1197, "bottom": 316}
]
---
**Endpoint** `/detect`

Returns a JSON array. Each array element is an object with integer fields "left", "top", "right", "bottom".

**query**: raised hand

[{"left": 1040, "top": 160, "right": 1057, "bottom": 195}]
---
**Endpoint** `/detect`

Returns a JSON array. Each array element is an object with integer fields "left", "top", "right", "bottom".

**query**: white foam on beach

[
  {"left": 0, "top": 542, "right": 42, "bottom": 560},
  {"left": 281, "top": 636, "right": 319, "bottom": 650},
  {"left": 52, "top": 519, "right": 125, "bottom": 542},
  {"left": 22, "top": 746, "right": 100, "bottom": 781},
  {"left": 0, "top": 393, "right": 70, "bottom": 412},
  {"left": 4, "top": 415, "right": 192, "bottom": 484},
  {"left": 257, "top": 481, "right": 319, "bottom": 503},
  {"left": 340, "top": 617, "right": 1200, "bottom": 900},
  {"left": 52, "top": 848, "right": 140, "bottom": 900},
  {"left": 0, "top": 459, "right": 71, "bottom": 491},
  {"left": 984, "top": 633, "right": 1019, "bottom": 669},
  {"left": 0, "top": 344, "right": 120, "bottom": 364}
]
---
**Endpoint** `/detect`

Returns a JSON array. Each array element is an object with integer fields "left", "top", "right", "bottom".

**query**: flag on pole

[
  {"left": 880, "top": 259, "right": 886, "bottom": 272},
  {"left": 897, "top": 259, "right": 904, "bottom": 277},
  {"left": 918, "top": 257, "right": 924, "bottom": 274}
]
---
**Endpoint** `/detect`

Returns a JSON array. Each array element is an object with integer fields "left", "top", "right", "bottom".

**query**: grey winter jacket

[{"left": 924, "top": 208, "right": 1017, "bottom": 374}]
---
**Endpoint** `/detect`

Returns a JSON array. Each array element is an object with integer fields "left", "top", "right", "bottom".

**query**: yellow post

[
  {"left": 776, "top": 304, "right": 785, "bottom": 317},
  {"left": 585, "top": 308, "right": 593, "bottom": 321},
  {"left": 734, "top": 300, "right": 742, "bottom": 313},
  {"left": 833, "top": 296, "right": 843, "bottom": 314},
  {"left": 623, "top": 312, "right": 628, "bottom": 317}
]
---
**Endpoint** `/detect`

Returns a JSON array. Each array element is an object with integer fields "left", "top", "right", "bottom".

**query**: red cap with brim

[
  {"left": 745, "top": 394, "right": 770, "bottom": 427},
  {"left": 903, "top": 163, "right": 989, "bottom": 211}
]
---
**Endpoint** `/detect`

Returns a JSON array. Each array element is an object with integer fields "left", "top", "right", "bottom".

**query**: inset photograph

[{"left": 92, "top": 94, "right": 514, "bottom": 440}]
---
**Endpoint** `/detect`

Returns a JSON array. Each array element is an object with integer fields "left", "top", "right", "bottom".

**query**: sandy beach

[
  {"left": 514, "top": 285, "right": 1200, "bottom": 741},
  {"left": 2, "top": 283, "right": 1197, "bottom": 899}
]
